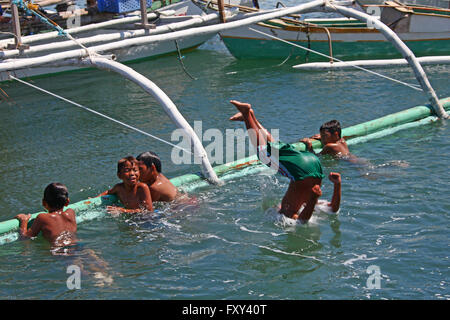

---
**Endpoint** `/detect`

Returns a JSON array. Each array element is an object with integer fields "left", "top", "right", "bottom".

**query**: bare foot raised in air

[
  {"left": 230, "top": 100, "right": 252, "bottom": 115},
  {"left": 229, "top": 112, "right": 244, "bottom": 121}
]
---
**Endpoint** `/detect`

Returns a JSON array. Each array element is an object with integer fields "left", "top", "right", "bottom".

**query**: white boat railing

[
  {"left": 0, "top": 13, "right": 221, "bottom": 59},
  {"left": 0, "top": 0, "right": 335, "bottom": 72},
  {"left": 0, "top": 8, "right": 171, "bottom": 46}
]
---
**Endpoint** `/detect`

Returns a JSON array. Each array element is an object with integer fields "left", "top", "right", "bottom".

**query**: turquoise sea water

[{"left": 0, "top": 1, "right": 449, "bottom": 300}]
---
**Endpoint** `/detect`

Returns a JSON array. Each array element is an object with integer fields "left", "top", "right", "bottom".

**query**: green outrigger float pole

[{"left": 0, "top": 97, "right": 449, "bottom": 245}]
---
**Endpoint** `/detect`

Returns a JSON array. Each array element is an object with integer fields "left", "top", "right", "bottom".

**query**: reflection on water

[{"left": 48, "top": 235, "right": 117, "bottom": 288}]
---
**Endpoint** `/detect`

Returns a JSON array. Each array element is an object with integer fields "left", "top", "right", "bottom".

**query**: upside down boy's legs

[
  {"left": 229, "top": 111, "right": 271, "bottom": 139},
  {"left": 229, "top": 100, "right": 273, "bottom": 148},
  {"left": 229, "top": 100, "right": 323, "bottom": 222}
]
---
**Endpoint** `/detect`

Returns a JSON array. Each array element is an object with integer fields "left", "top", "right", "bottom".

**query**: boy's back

[
  {"left": 16, "top": 182, "right": 77, "bottom": 247},
  {"left": 148, "top": 174, "right": 178, "bottom": 202},
  {"left": 32, "top": 209, "right": 77, "bottom": 244}
]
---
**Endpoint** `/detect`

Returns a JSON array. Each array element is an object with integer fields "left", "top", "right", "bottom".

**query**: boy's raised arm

[{"left": 328, "top": 172, "right": 341, "bottom": 212}]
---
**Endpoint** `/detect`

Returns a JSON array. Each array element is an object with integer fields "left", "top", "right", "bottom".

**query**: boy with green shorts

[{"left": 229, "top": 100, "right": 341, "bottom": 223}]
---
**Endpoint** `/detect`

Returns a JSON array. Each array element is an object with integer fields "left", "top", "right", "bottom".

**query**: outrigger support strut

[
  {"left": 320, "top": 2, "right": 448, "bottom": 119},
  {"left": 91, "top": 57, "right": 222, "bottom": 185},
  {"left": 54, "top": 56, "right": 222, "bottom": 185}
]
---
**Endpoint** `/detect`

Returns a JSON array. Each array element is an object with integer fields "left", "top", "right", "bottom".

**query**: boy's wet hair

[
  {"left": 44, "top": 183, "right": 69, "bottom": 209},
  {"left": 136, "top": 151, "right": 161, "bottom": 173},
  {"left": 117, "top": 156, "right": 138, "bottom": 174},
  {"left": 320, "top": 120, "right": 342, "bottom": 138}
]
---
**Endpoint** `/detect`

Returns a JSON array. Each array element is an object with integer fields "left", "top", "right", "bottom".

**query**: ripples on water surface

[{"left": 0, "top": 2, "right": 449, "bottom": 299}]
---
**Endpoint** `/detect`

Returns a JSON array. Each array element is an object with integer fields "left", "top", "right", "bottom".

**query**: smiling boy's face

[{"left": 118, "top": 161, "right": 140, "bottom": 186}]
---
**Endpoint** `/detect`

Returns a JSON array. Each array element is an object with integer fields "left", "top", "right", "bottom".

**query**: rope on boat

[
  {"left": 174, "top": 39, "right": 198, "bottom": 80},
  {"left": 12, "top": 0, "right": 98, "bottom": 60},
  {"left": 9, "top": 75, "right": 194, "bottom": 155},
  {"left": 274, "top": 24, "right": 302, "bottom": 66},
  {"left": 12, "top": 0, "right": 67, "bottom": 36},
  {"left": 248, "top": 27, "right": 423, "bottom": 92},
  {"left": 305, "top": 26, "right": 311, "bottom": 63},
  {"left": 164, "top": 25, "right": 197, "bottom": 80}
]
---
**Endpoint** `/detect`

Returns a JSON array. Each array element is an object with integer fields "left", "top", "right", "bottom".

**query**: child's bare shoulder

[
  {"left": 35, "top": 212, "right": 49, "bottom": 223},
  {"left": 64, "top": 208, "right": 76, "bottom": 217},
  {"left": 34, "top": 213, "right": 55, "bottom": 227},
  {"left": 323, "top": 141, "right": 350, "bottom": 156},
  {"left": 137, "top": 182, "right": 150, "bottom": 191},
  {"left": 110, "top": 183, "right": 125, "bottom": 193},
  {"left": 322, "top": 143, "right": 341, "bottom": 153}
]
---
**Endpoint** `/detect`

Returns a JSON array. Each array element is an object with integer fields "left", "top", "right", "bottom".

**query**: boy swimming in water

[
  {"left": 229, "top": 100, "right": 341, "bottom": 222},
  {"left": 300, "top": 120, "right": 350, "bottom": 157},
  {"left": 136, "top": 151, "right": 178, "bottom": 202},
  {"left": 16, "top": 184, "right": 113, "bottom": 285},
  {"left": 102, "top": 156, "right": 153, "bottom": 214},
  {"left": 15, "top": 183, "right": 77, "bottom": 247}
]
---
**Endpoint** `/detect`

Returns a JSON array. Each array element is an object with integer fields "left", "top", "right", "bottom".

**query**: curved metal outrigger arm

[{"left": 320, "top": 2, "right": 448, "bottom": 119}]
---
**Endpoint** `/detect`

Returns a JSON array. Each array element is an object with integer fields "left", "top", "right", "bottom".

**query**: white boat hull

[
  {"left": 0, "top": 1, "right": 216, "bottom": 81},
  {"left": 218, "top": 2, "right": 450, "bottom": 61}
]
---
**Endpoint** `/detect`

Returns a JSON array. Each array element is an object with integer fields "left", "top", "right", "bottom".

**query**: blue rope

[{"left": 12, "top": 0, "right": 67, "bottom": 36}]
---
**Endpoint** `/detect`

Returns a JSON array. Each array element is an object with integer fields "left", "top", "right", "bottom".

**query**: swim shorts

[{"left": 257, "top": 141, "right": 324, "bottom": 182}]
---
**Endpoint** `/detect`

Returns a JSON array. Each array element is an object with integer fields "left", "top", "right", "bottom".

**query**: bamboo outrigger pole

[
  {"left": 0, "top": 13, "right": 220, "bottom": 59},
  {"left": 294, "top": 56, "right": 450, "bottom": 70},
  {"left": 0, "top": 11, "right": 164, "bottom": 47}
]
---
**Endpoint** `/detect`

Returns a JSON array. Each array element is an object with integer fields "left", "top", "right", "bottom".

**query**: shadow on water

[{"left": 1, "top": 234, "right": 118, "bottom": 293}]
